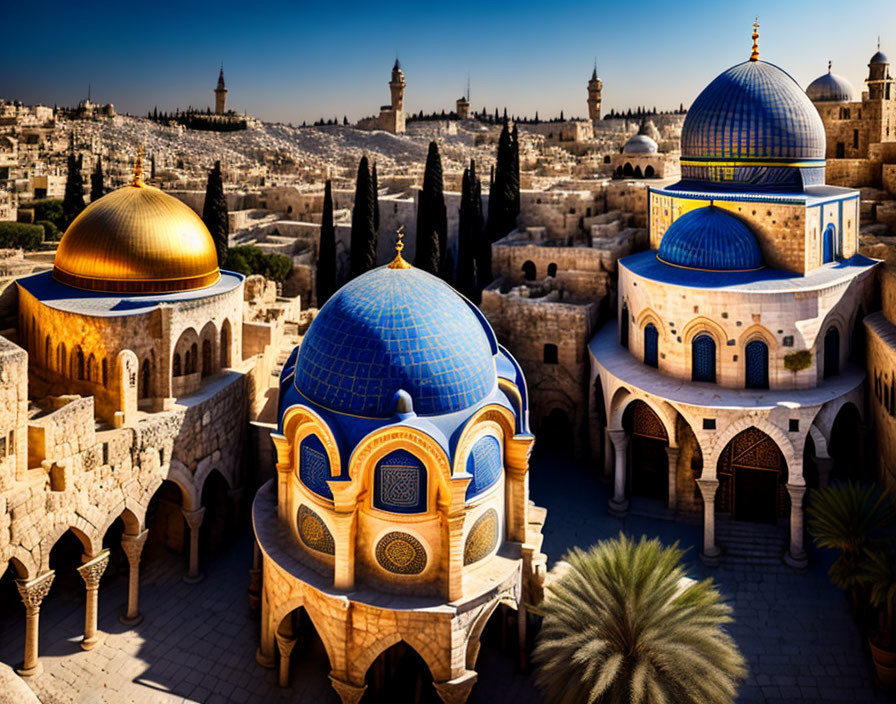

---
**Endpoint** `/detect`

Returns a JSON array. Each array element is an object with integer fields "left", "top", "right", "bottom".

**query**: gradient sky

[{"left": 0, "top": 0, "right": 892, "bottom": 124}]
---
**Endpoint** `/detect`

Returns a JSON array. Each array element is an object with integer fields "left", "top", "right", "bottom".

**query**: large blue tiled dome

[
  {"left": 658, "top": 206, "right": 763, "bottom": 271},
  {"left": 294, "top": 265, "right": 496, "bottom": 417},
  {"left": 680, "top": 60, "right": 826, "bottom": 192}
]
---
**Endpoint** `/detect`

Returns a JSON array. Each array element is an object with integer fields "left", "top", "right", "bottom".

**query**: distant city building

[
  {"left": 588, "top": 65, "right": 603, "bottom": 122},
  {"left": 357, "top": 60, "right": 406, "bottom": 134},
  {"left": 215, "top": 66, "right": 228, "bottom": 115}
]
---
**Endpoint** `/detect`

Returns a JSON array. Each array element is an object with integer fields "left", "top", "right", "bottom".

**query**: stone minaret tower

[
  {"left": 390, "top": 59, "right": 406, "bottom": 113},
  {"left": 215, "top": 66, "right": 228, "bottom": 115},
  {"left": 867, "top": 41, "right": 894, "bottom": 101},
  {"left": 587, "top": 65, "right": 602, "bottom": 123}
]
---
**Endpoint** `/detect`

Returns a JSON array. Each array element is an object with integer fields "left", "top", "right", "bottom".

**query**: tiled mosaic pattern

[
  {"left": 297, "top": 504, "right": 335, "bottom": 555},
  {"left": 465, "top": 436, "right": 503, "bottom": 500},
  {"left": 295, "top": 267, "right": 495, "bottom": 417},
  {"left": 373, "top": 450, "right": 426, "bottom": 513},
  {"left": 464, "top": 509, "right": 499, "bottom": 565},
  {"left": 375, "top": 531, "right": 427, "bottom": 575},
  {"left": 658, "top": 207, "right": 763, "bottom": 271},
  {"left": 299, "top": 435, "right": 333, "bottom": 500}
]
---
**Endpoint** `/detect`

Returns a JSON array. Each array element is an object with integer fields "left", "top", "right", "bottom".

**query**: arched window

[
  {"left": 101, "top": 358, "right": 108, "bottom": 387},
  {"left": 373, "top": 450, "right": 426, "bottom": 513},
  {"left": 183, "top": 350, "right": 191, "bottom": 375},
  {"left": 547, "top": 263, "right": 558, "bottom": 277},
  {"left": 643, "top": 323, "right": 659, "bottom": 368},
  {"left": 745, "top": 340, "right": 769, "bottom": 389},
  {"left": 823, "top": 224, "right": 836, "bottom": 264},
  {"left": 201, "top": 339, "right": 212, "bottom": 378},
  {"left": 44, "top": 335, "right": 51, "bottom": 369},
  {"left": 173, "top": 353, "right": 182, "bottom": 377},
  {"left": 824, "top": 326, "right": 840, "bottom": 378},
  {"left": 190, "top": 343, "right": 198, "bottom": 374},
  {"left": 220, "top": 321, "right": 231, "bottom": 368},
  {"left": 465, "top": 435, "right": 503, "bottom": 500},
  {"left": 644, "top": 165, "right": 655, "bottom": 178},
  {"left": 620, "top": 303, "right": 629, "bottom": 348},
  {"left": 57, "top": 344, "right": 66, "bottom": 377},
  {"left": 543, "top": 344, "right": 558, "bottom": 364},
  {"left": 140, "top": 359, "right": 151, "bottom": 399},
  {"left": 75, "top": 348, "right": 85, "bottom": 380},
  {"left": 87, "top": 354, "right": 97, "bottom": 382},
  {"left": 692, "top": 334, "right": 716, "bottom": 383},
  {"left": 623, "top": 162, "right": 633, "bottom": 177},
  {"left": 299, "top": 434, "right": 333, "bottom": 499},
  {"left": 522, "top": 261, "right": 536, "bottom": 281}
]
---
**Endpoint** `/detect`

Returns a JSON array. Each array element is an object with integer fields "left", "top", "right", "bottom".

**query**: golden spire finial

[
  {"left": 388, "top": 226, "right": 412, "bottom": 270},
  {"left": 131, "top": 144, "right": 145, "bottom": 187},
  {"left": 750, "top": 18, "right": 759, "bottom": 61}
]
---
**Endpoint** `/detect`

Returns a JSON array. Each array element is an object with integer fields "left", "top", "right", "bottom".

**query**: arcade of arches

[{"left": 600, "top": 384, "right": 865, "bottom": 569}]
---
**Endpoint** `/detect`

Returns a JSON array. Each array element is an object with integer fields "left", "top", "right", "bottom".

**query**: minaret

[
  {"left": 390, "top": 59, "right": 406, "bottom": 113},
  {"left": 456, "top": 76, "right": 471, "bottom": 120},
  {"left": 587, "top": 63, "right": 602, "bottom": 123},
  {"left": 867, "top": 39, "right": 894, "bottom": 101},
  {"left": 215, "top": 65, "right": 228, "bottom": 115}
]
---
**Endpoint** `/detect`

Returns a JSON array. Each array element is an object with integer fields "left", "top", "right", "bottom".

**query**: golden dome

[{"left": 53, "top": 181, "right": 220, "bottom": 294}]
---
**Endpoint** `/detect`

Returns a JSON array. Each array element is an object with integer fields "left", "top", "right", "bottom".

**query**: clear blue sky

[{"left": 0, "top": 0, "right": 891, "bottom": 124}]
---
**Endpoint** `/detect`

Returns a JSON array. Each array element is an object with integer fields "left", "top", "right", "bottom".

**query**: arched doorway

[
  {"left": 547, "top": 262, "right": 557, "bottom": 277},
  {"left": 201, "top": 339, "right": 212, "bottom": 378},
  {"left": 644, "top": 165, "right": 655, "bottom": 178},
  {"left": 716, "top": 428, "right": 786, "bottom": 523},
  {"left": 521, "top": 261, "right": 536, "bottom": 281},
  {"left": 200, "top": 470, "right": 231, "bottom": 556},
  {"left": 823, "top": 224, "right": 836, "bottom": 263},
  {"left": 623, "top": 162, "right": 633, "bottom": 177},
  {"left": 643, "top": 324, "right": 658, "bottom": 368},
  {"left": 623, "top": 400, "right": 668, "bottom": 500},
  {"left": 824, "top": 326, "right": 840, "bottom": 378},
  {"left": 830, "top": 403, "right": 864, "bottom": 481},
  {"left": 620, "top": 303, "right": 629, "bottom": 348},
  {"left": 364, "top": 641, "right": 437, "bottom": 703},
  {"left": 692, "top": 334, "right": 716, "bottom": 382},
  {"left": 276, "top": 607, "right": 331, "bottom": 691},
  {"left": 745, "top": 340, "right": 769, "bottom": 389},
  {"left": 220, "top": 320, "right": 232, "bottom": 368},
  {"left": 140, "top": 359, "right": 151, "bottom": 399},
  {"left": 539, "top": 408, "right": 574, "bottom": 454},
  {"left": 146, "top": 480, "right": 186, "bottom": 554}
]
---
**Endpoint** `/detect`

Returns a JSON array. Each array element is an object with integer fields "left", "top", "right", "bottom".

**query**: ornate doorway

[
  {"left": 623, "top": 400, "right": 668, "bottom": 500},
  {"left": 716, "top": 428, "right": 785, "bottom": 523}
]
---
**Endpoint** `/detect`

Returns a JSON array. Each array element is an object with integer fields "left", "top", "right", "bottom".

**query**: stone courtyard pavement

[{"left": 0, "top": 452, "right": 889, "bottom": 704}]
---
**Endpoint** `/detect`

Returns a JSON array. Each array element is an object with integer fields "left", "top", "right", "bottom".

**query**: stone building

[
  {"left": 357, "top": 60, "right": 406, "bottom": 134},
  {"left": 610, "top": 120, "right": 679, "bottom": 180},
  {"left": 588, "top": 66, "right": 602, "bottom": 123},
  {"left": 0, "top": 159, "right": 297, "bottom": 678},
  {"left": 591, "top": 27, "right": 877, "bottom": 570},
  {"left": 807, "top": 46, "right": 896, "bottom": 188},
  {"left": 253, "top": 244, "right": 546, "bottom": 703}
]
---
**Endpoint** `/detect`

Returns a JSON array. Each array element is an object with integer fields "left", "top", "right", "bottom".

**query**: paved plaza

[{"left": 0, "top": 452, "right": 887, "bottom": 704}]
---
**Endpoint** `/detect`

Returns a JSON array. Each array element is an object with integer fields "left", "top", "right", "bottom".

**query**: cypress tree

[
  {"left": 90, "top": 156, "right": 104, "bottom": 202},
  {"left": 63, "top": 151, "right": 85, "bottom": 226},
  {"left": 486, "top": 119, "right": 516, "bottom": 244},
  {"left": 414, "top": 141, "right": 447, "bottom": 277},
  {"left": 350, "top": 156, "right": 377, "bottom": 278},
  {"left": 150, "top": 154, "right": 156, "bottom": 179},
  {"left": 202, "top": 161, "right": 229, "bottom": 266},
  {"left": 511, "top": 124, "right": 521, "bottom": 219},
  {"left": 456, "top": 166, "right": 475, "bottom": 298},
  {"left": 316, "top": 179, "right": 337, "bottom": 306},
  {"left": 371, "top": 161, "right": 380, "bottom": 234}
]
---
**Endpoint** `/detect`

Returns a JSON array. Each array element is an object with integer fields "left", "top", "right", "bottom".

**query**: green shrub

[
  {"left": 224, "top": 245, "right": 292, "bottom": 283},
  {"left": 35, "top": 220, "right": 60, "bottom": 241},
  {"left": 784, "top": 350, "right": 812, "bottom": 373},
  {"left": 29, "top": 199, "right": 66, "bottom": 231},
  {"left": 0, "top": 222, "right": 43, "bottom": 250}
]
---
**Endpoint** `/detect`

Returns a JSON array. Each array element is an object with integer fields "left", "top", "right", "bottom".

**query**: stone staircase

[{"left": 714, "top": 517, "right": 789, "bottom": 570}]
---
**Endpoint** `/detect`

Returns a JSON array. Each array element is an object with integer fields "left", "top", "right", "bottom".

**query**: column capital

[
  {"left": 77, "top": 550, "right": 110, "bottom": 589},
  {"left": 433, "top": 670, "right": 479, "bottom": 704},
  {"left": 121, "top": 529, "right": 149, "bottom": 564},
  {"left": 16, "top": 570, "right": 55, "bottom": 610},
  {"left": 665, "top": 445, "right": 681, "bottom": 461},
  {"left": 696, "top": 477, "right": 719, "bottom": 499},
  {"left": 182, "top": 506, "right": 206, "bottom": 530},
  {"left": 329, "top": 674, "right": 367, "bottom": 704},
  {"left": 608, "top": 428, "right": 629, "bottom": 447},
  {"left": 275, "top": 632, "right": 298, "bottom": 659},
  {"left": 785, "top": 482, "right": 807, "bottom": 503}
]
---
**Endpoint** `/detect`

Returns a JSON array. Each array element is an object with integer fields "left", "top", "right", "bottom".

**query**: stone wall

[{"left": 865, "top": 309, "right": 896, "bottom": 489}]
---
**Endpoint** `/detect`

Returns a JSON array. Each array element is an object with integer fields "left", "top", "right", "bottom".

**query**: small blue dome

[
  {"left": 681, "top": 60, "right": 826, "bottom": 191},
  {"left": 806, "top": 70, "right": 855, "bottom": 102},
  {"left": 623, "top": 134, "right": 658, "bottom": 155},
  {"left": 658, "top": 206, "right": 763, "bottom": 271},
  {"left": 871, "top": 50, "right": 889, "bottom": 65},
  {"left": 294, "top": 265, "right": 496, "bottom": 417}
]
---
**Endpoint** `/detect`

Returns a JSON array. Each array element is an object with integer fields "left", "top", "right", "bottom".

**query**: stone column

[
  {"left": 603, "top": 427, "right": 614, "bottom": 479},
  {"left": 329, "top": 674, "right": 367, "bottom": 704},
  {"left": 816, "top": 456, "right": 833, "bottom": 489},
  {"left": 433, "top": 671, "right": 479, "bottom": 704},
  {"left": 665, "top": 446, "right": 680, "bottom": 510},
  {"left": 182, "top": 507, "right": 206, "bottom": 583},
  {"left": 119, "top": 529, "right": 148, "bottom": 626},
  {"left": 330, "top": 511, "right": 357, "bottom": 591},
  {"left": 77, "top": 549, "right": 110, "bottom": 651},
  {"left": 784, "top": 483, "right": 809, "bottom": 571},
  {"left": 696, "top": 478, "right": 721, "bottom": 566},
  {"left": 444, "top": 513, "right": 467, "bottom": 602},
  {"left": 276, "top": 633, "right": 297, "bottom": 687},
  {"left": 15, "top": 570, "right": 55, "bottom": 676},
  {"left": 607, "top": 429, "right": 629, "bottom": 517}
]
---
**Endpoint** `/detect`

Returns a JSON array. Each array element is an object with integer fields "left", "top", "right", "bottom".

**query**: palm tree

[
  {"left": 533, "top": 533, "right": 745, "bottom": 704},
  {"left": 806, "top": 481, "right": 896, "bottom": 592}
]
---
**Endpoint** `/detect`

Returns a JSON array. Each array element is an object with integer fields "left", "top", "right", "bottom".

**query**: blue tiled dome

[
  {"left": 806, "top": 70, "right": 855, "bottom": 102},
  {"left": 680, "top": 60, "right": 826, "bottom": 192},
  {"left": 294, "top": 266, "right": 496, "bottom": 417},
  {"left": 658, "top": 206, "right": 763, "bottom": 271}
]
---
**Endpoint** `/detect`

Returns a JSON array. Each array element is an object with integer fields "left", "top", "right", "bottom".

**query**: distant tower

[
  {"left": 215, "top": 66, "right": 228, "bottom": 115},
  {"left": 390, "top": 59, "right": 406, "bottom": 113},
  {"left": 456, "top": 77, "right": 471, "bottom": 120},
  {"left": 587, "top": 64, "right": 603, "bottom": 122},
  {"left": 867, "top": 40, "right": 894, "bottom": 101}
]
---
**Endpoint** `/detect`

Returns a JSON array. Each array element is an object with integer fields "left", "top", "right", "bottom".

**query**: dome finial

[
  {"left": 388, "top": 225, "right": 412, "bottom": 269},
  {"left": 131, "top": 144, "right": 145, "bottom": 187},
  {"left": 828, "top": 60, "right": 832, "bottom": 72},
  {"left": 750, "top": 18, "right": 759, "bottom": 61}
]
